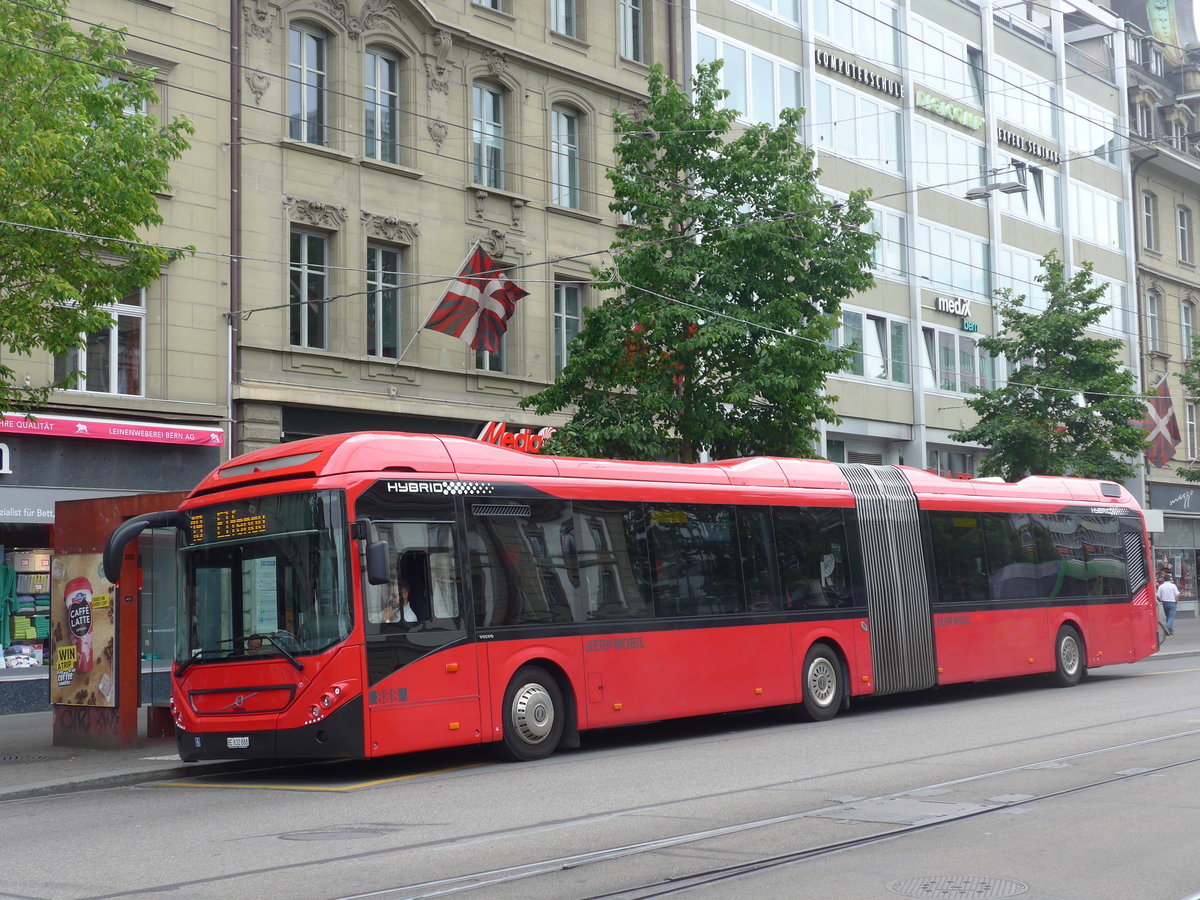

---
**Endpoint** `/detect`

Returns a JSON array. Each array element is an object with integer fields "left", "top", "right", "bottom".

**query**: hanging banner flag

[
  {"left": 424, "top": 245, "right": 528, "bottom": 354},
  {"left": 1136, "top": 379, "right": 1182, "bottom": 468}
]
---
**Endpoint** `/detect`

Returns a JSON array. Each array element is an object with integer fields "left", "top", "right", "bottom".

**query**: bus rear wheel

[
  {"left": 1051, "top": 624, "right": 1085, "bottom": 687},
  {"left": 497, "top": 665, "right": 565, "bottom": 761},
  {"left": 801, "top": 643, "right": 843, "bottom": 722}
]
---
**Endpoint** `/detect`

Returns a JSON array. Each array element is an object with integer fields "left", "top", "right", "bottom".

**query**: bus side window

[
  {"left": 469, "top": 498, "right": 577, "bottom": 627},
  {"left": 367, "top": 520, "right": 463, "bottom": 632},
  {"left": 774, "top": 507, "right": 854, "bottom": 609},
  {"left": 737, "top": 507, "right": 781, "bottom": 611},
  {"left": 929, "top": 512, "right": 987, "bottom": 604}
]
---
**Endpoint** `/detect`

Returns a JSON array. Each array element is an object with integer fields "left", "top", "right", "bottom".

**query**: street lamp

[{"left": 965, "top": 180, "right": 1028, "bottom": 200}]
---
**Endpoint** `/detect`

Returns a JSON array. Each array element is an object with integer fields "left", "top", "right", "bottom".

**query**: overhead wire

[
  {"left": 6, "top": 0, "right": 1160, "bottom": 195},
  {"left": 4, "top": 0, "right": 1186, "bottom": 359}
]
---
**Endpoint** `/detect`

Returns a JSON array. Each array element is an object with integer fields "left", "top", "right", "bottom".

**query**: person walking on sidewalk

[{"left": 1158, "top": 574, "right": 1180, "bottom": 636}]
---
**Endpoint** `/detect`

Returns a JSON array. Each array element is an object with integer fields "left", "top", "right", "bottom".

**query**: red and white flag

[
  {"left": 1136, "top": 379, "right": 1182, "bottom": 468},
  {"left": 424, "top": 245, "right": 528, "bottom": 354}
]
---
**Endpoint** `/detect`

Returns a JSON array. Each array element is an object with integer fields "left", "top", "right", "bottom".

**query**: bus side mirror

[
  {"left": 365, "top": 540, "right": 390, "bottom": 585},
  {"left": 103, "top": 510, "right": 187, "bottom": 583}
]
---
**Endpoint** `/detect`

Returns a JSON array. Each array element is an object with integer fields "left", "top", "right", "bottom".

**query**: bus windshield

[{"left": 176, "top": 490, "right": 352, "bottom": 665}]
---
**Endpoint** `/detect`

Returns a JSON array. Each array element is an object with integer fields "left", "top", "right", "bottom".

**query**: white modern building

[{"left": 688, "top": 0, "right": 1138, "bottom": 479}]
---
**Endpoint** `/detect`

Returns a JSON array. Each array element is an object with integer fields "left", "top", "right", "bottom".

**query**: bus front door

[{"left": 364, "top": 627, "right": 481, "bottom": 757}]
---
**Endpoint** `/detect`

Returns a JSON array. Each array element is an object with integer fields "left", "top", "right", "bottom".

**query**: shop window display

[
  {"left": 1155, "top": 548, "right": 1197, "bottom": 608},
  {"left": 2, "top": 549, "right": 51, "bottom": 668}
]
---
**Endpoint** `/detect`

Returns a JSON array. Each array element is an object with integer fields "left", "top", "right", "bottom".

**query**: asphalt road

[{"left": 5, "top": 655, "right": 1200, "bottom": 900}]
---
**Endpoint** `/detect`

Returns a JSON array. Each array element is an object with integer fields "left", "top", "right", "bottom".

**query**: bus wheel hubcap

[
  {"left": 809, "top": 660, "right": 836, "bottom": 706},
  {"left": 512, "top": 684, "right": 553, "bottom": 743},
  {"left": 1061, "top": 638, "right": 1079, "bottom": 674}
]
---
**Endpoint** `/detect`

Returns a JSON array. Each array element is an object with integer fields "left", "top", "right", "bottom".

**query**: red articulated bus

[{"left": 102, "top": 432, "right": 1159, "bottom": 763}]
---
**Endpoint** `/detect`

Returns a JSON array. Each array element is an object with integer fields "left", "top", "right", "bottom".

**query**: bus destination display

[{"left": 187, "top": 508, "right": 269, "bottom": 543}]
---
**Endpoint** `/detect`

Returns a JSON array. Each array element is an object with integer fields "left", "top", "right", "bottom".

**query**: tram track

[
  {"left": 76, "top": 695, "right": 1200, "bottom": 900},
  {"left": 327, "top": 727, "right": 1200, "bottom": 900}
]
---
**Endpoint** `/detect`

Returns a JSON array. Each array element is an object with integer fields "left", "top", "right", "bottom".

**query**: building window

[
  {"left": 552, "top": 0, "right": 576, "bottom": 36},
  {"left": 836, "top": 310, "right": 910, "bottom": 384},
  {"left": 1000, "top": 159, "right": 1060, "bottom": 229},
  {"left": 991, "top": 57, "right": 1056, "bottom": 139},
  {"left": 908, "top": 18, "right": 983, "bottom": 106},
  {"left": 367, "top": 244, "right": 402, "bottom": 358},
  {"left": 288, "top": 25, "right": 326, "bottom": 144},
  {"left": 1142, "top": 191, "right": 1158, "bottom": 250},
  {"left": 1189, "top": 402, "right": 1198, "bottom": 459},
  {"left": 869, "top": 206, "right": 906, "bottom": 281},
  {"left": 620, "top": 0, "right": 644, "bottom": 62},
  {"left": 554, "top": 281, "right": 583, "bottom": 375},
  {"left": 696, "top": 30, "right": 802, "bottom": 128},
  {"left": 812, "top": 78, "right": 903, "bottom": 174},
  {"left": 54, "top": 288, "right": 144, "bottom": 395},
  {"left": 290, "top": 230, "right": 328, "bottom": 349},
  {"left": 1179, "top": 205, "right": 1194, "bottom": 263},
  {"left": 1185, "top": 300, "right": 1195, "bottom": 360},
  {"left": 922, "top": 326, "right": 995, "bottom": 394},
  {"left": 1066, "top": 93, "right": 1119, "bottom": 165},
  {"left": 1148, "top": 41, "right": 1165, "bottom": 76},
  {"left": 813, "top": 0, "right": 899, "bottom": 66},
  {"left": 1068, "top": 182, "right": 1123, "bottom": 252},
  {"left": 475, "top": 342, "right": 506, "bottom": 373},
  {"left": 996, "top": 246, "right": 1050, "bottom": 313},
  {"left": 551, "top": 106, "right": 580, "bottom": 208},
  {"left": 1171, "top": 118, "right": 1189, "bottom": 152},
  {"left": 915, "top": 220, "right": 990, "bottom": 298},
  {"left": 365, "top": 49, "right": 399, "bottom": 164},
  {"left": 927, "top": 448, "right": 975, "bottom": 478},
  {"left": 474, "top": 0, "right": 503, "bottom": 9},
  {"left": 1146, "top": 288, "right": 1161, "bottom": 353},
  {"left": 1133, "top": 102, "right": 1154, "bottom": 138},
  {"left": 911, "top": 119, "right": 986, "bottom": 195},
  {"left": 472, "top": 83, "right": 504, "bottom": 189}
]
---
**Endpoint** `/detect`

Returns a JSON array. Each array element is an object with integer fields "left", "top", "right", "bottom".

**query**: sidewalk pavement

[{"left": 2, "top": 616, "right": 1199, "bottom": 803}]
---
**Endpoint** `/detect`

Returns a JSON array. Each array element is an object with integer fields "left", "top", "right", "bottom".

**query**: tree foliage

[
  {"left": 951, "top": 251, "right": 1147, "bottom": 482},
  {"left": 0, "top": 0, "right": 192, "bottom": 412},
  {"left": 1176, "top": 337, "right": 1200, "bottom": 482},
  {"left": 520, "top": 62, "right": 876, "bottom": 462}
]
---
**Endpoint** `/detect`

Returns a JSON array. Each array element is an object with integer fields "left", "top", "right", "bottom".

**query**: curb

[{"left": 0, "top": 759, "right": 266, "bottom": 803}]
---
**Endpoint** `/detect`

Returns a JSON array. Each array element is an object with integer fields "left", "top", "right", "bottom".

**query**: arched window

[
  {"left": 472, "top": 82, "right": 505, "bottom": 188},
  {"left": 1183, "top": 299, "right": 1195, "bottom": 360},
  {"left": 1178, "top": 205, "right": 1194, "bottom": 263},
  {"left": 365, "top": 47, "right": 400, "bottom": 163},
  {"left": 1146, "top": 287, "right": 1162, "bottom": 352},
  {"left": 551, "top": 105, "right": 581, "bottom": 208},
  {"left": 1142, "top": 191, "right": 1158, "bottom": 250},
  {"left": 289, "top": 24, "right": 327, "bottom": 144}
]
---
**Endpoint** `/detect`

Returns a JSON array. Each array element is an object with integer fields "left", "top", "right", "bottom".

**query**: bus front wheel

[
  {"left": 1051, "top": 624, "right": 1086, "bottom": 687},
  {"left": 801, "top": 643, "right": 843, "bottom": 722},
  {"left": 497, "top": 665, "right": 565, "bottom": 761}
]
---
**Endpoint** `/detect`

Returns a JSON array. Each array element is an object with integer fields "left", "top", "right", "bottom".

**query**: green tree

[
  {"left": 1176, "top": 338, "right": 1200, "bottom": 482},
  {"left": 0, "top": 0, "right": 192, "bottom": 412},
  {"left": 951, "top": 251, "right": 1147, "bottom": 482},
  {"left": 520, "top": 62, "right": 876, "bottom": 462}
]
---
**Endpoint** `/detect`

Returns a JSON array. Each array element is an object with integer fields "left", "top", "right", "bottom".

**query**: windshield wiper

[
  {"left": 251, "top": 633, "right": 305, "bottom": 671},
  {"left": 174, "top": 646, "right": 225, "bottom": 677},
  {"left": 175, "top": 636, "right": 305, "bottom": 674}
]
